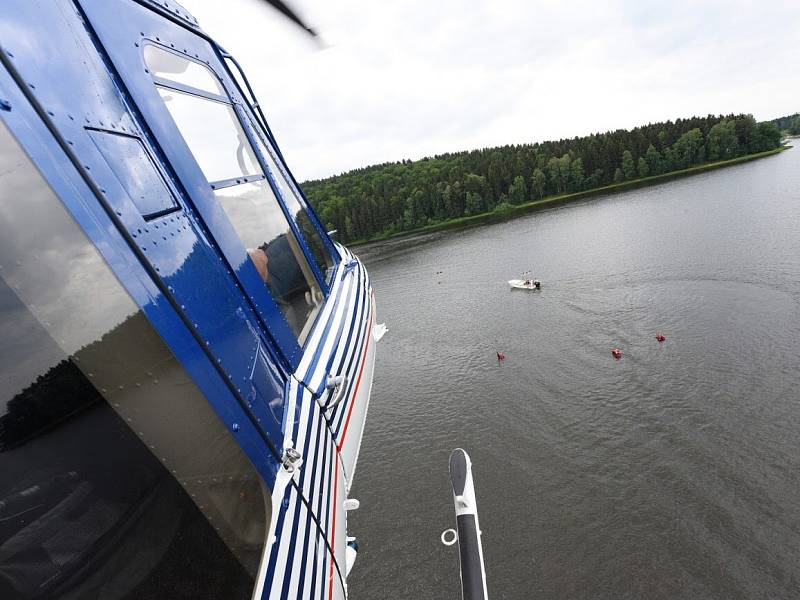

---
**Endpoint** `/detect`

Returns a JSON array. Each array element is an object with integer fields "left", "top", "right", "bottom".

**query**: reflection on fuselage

[{"left": 0, "top": 121, "right": 267, "bottom": 599}]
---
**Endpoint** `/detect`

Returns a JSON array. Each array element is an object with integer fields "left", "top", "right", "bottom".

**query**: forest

[
  {"left": 301, "top": 114, "right": 783, "bottom": 243},
  {"left": 765, "top": 112, "right": 800, "bottom": 133}
]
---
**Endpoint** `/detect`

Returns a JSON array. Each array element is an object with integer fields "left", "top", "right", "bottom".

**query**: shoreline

[{"left": 349, "top": 146, "right": 789, "bottom": 247}]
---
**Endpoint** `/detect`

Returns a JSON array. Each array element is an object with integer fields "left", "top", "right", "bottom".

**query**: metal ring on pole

[{"left": 441, "top": 528, "right": 458, "bottom": 546}]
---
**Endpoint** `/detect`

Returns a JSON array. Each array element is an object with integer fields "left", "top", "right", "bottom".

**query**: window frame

[
  {"left": 232, "top": 105, "right": 330, "bottom": 289},
  {"left": 219, "top": 53, "right": 341, "bottom": 276},
  {"left": 210, "top": 177, "right": 325, "bottom": 344},
  {"left": 239, "top": 113, "right": 338, "bottom": 286},
  {"left": 143, "top": 41, "right": 332, "bottom": 348}
]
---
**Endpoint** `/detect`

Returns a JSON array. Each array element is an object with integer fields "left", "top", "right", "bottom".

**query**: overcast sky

[{"left": 183, "top": 0, "right": 800, "bottom": 181}]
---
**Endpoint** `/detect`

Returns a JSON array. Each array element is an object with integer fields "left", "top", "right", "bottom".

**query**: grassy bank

[{"left": 349, "top": 146, "right": 788, "bottom": 246}]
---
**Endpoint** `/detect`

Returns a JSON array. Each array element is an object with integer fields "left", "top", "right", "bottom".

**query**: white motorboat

[{"left": 508, "top": 278, "right": 541, "bottom": 290}]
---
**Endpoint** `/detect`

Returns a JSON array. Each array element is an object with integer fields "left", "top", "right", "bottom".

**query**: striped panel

[
  {"left": 332, "top": 288, "right": 376, "bottom": 489},
  {"left": 294, "top": 243, "right": 376, "bottom": 486},
  {"left": 262, "top": 242, "right": 376, "bottom": 599},
  {"left": 295, "top": 244, "right": 364, "bottom": 388},
  {"left": 285, "top": 376, "right": 350, "bottom": 551},
  {"left": 263, "top": 380, "right": 349, "bottom": 599},
  {"left": 262, "top": 480, "right": 343, "bottom": 600}
]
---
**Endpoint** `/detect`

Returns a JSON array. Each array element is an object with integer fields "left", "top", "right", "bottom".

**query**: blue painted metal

[
  {"left": 0, "top": 0, "right": 327, "bottom": 472},
  {"left": 0, "top": 1, "right": 372, "bottom": 597},
  {"left": 77, "top": 0, "right": 305, "bottom": 368},
  {"left": 0, "top": 58, "right": 281, "bottom": 489},
  {"left": 139, "top": 0, "right": 200, "bottom": 29},
  {"left": 89, "top": 128, "right": 179, "bottom": 218},
  {"left": 266, "top": 388, "right": 346, "bottom": 597}
]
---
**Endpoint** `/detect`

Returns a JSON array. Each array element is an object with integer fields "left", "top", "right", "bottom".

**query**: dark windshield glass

[{"left": 0, "top": 122, "right": 268, "bottom": 599}]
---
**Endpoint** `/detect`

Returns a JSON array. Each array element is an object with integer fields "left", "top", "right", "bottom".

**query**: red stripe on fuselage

[
  {"left": 329, "top": 292, "right": 374, "bottom": 598},
  {"left": 337, "top": 294, "right": 374, "bottom": 452}
]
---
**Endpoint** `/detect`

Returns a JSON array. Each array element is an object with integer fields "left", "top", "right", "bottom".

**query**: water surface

[{"left": 349, "top": 148, "right": 800, "bottom": 599}]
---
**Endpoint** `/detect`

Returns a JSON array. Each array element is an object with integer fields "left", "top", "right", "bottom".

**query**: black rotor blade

[{"left": 261, "top": 0, "right": 317, "bottom": 37}]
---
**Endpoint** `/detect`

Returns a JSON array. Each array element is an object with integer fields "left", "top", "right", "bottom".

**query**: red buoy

[
  {"left": 496, "top": 351, "right": 506, "bottom": 361},
  {"left": 611, "top": 348, "right": 622, "bottom": 360},
  {"left": 655, "top": 333, "right": 666, "bottom": 343}
]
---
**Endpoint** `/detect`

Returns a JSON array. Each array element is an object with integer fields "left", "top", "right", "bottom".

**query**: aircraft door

[
  {"left": 77, "top": 0, "right": 329, "bottom": 374},
  {"left": 72, "top": 0, "right": 351, "bottom": 587},
  {"left": 2, "top": 0, "right": 295, "bottom": 455}
]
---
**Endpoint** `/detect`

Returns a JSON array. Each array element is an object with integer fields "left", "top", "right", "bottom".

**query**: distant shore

[{"left": 350, "top": 146, "right": 789, "bottom": 246}]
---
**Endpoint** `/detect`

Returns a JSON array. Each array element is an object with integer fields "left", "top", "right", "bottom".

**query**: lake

[{"left": 347, "top": 147, "right": 800, "bottom": 599}]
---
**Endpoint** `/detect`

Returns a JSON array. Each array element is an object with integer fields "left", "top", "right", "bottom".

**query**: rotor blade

[{"left": 261, "top": 0, "right": 317, "bottom": 37}]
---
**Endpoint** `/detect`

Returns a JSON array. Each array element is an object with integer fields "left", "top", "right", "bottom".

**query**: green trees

[
  {"left": 752, "top": 122, "right": 781, "bottom": 151},
  {"left": 645, "top": 144, "right": 662, "bottom": 175},
  {"left": 638, "top": 157, "right": 649, "bottom": 178},
  {"left": 570, "top": 158, "right": 585, "bottom": 191},
  {"left": 530, "top": 168, "right": 547, "bottom": 199},
  {"left": 734, "top": 116, "right": 757, "bottom": 153},
  {"left": 621, "top": 150, "right": 636, "bottom": 180},
  {"left": 707, "top": 119, "right": 738, "bottom": 160},
  {"left": 547, "top": 154, "right": 571, "bottom": 194},
  {"left": 671, "top": 128, "right": 704, "bottom": 168},
  {"left": 508, "top": 175, "right": 528, "bottom": 205},
  {"left": 789, "top": 117, "right": 800, "bottom": 136},
  {"left": 464, "top": 192, "right": 482, "bottom": 216},
  {"left": 763, "top": 112, "right": 799, "bottom": 133},
  {"left": 302, "top": 113, "right": 784, "bottom": 242}
]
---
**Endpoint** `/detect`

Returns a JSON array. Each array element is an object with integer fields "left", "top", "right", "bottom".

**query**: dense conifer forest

[
  {"left": 302, "top": 114, "right": 783, "bottom": 243},
  {"left": 766, "top": 113, "right": 800, "bottom": 133}
]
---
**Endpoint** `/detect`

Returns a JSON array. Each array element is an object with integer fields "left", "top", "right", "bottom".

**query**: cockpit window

[
  {"left": 144, "top": 44, "right": 224, "bottom": 96},
  {"left": 251, "top": 132, "right": 336, "bottom": 284},
  {"left": 156, "top": 87, "right": 260, "bottom": 181},
  {"left": 213, "top": 181, "right": 324, "bottom": 342},
  {"left": 0, "top": 121, "right": 268, "bottom": 599},
  {"left": 149, "top": 53, "right": 325, "bottom": 343}
]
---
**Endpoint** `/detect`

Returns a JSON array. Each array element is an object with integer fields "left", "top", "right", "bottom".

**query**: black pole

[{"left": 449, "top": 449, "right": 489, "bottom": 600}]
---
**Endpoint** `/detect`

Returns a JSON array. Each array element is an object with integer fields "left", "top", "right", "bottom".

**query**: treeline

[
  {"left": 302, "top": 114, "right": 782, "bottom": 243},
  {"left": 765, "top": 112, "right": 799, "bottom": 133}
]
